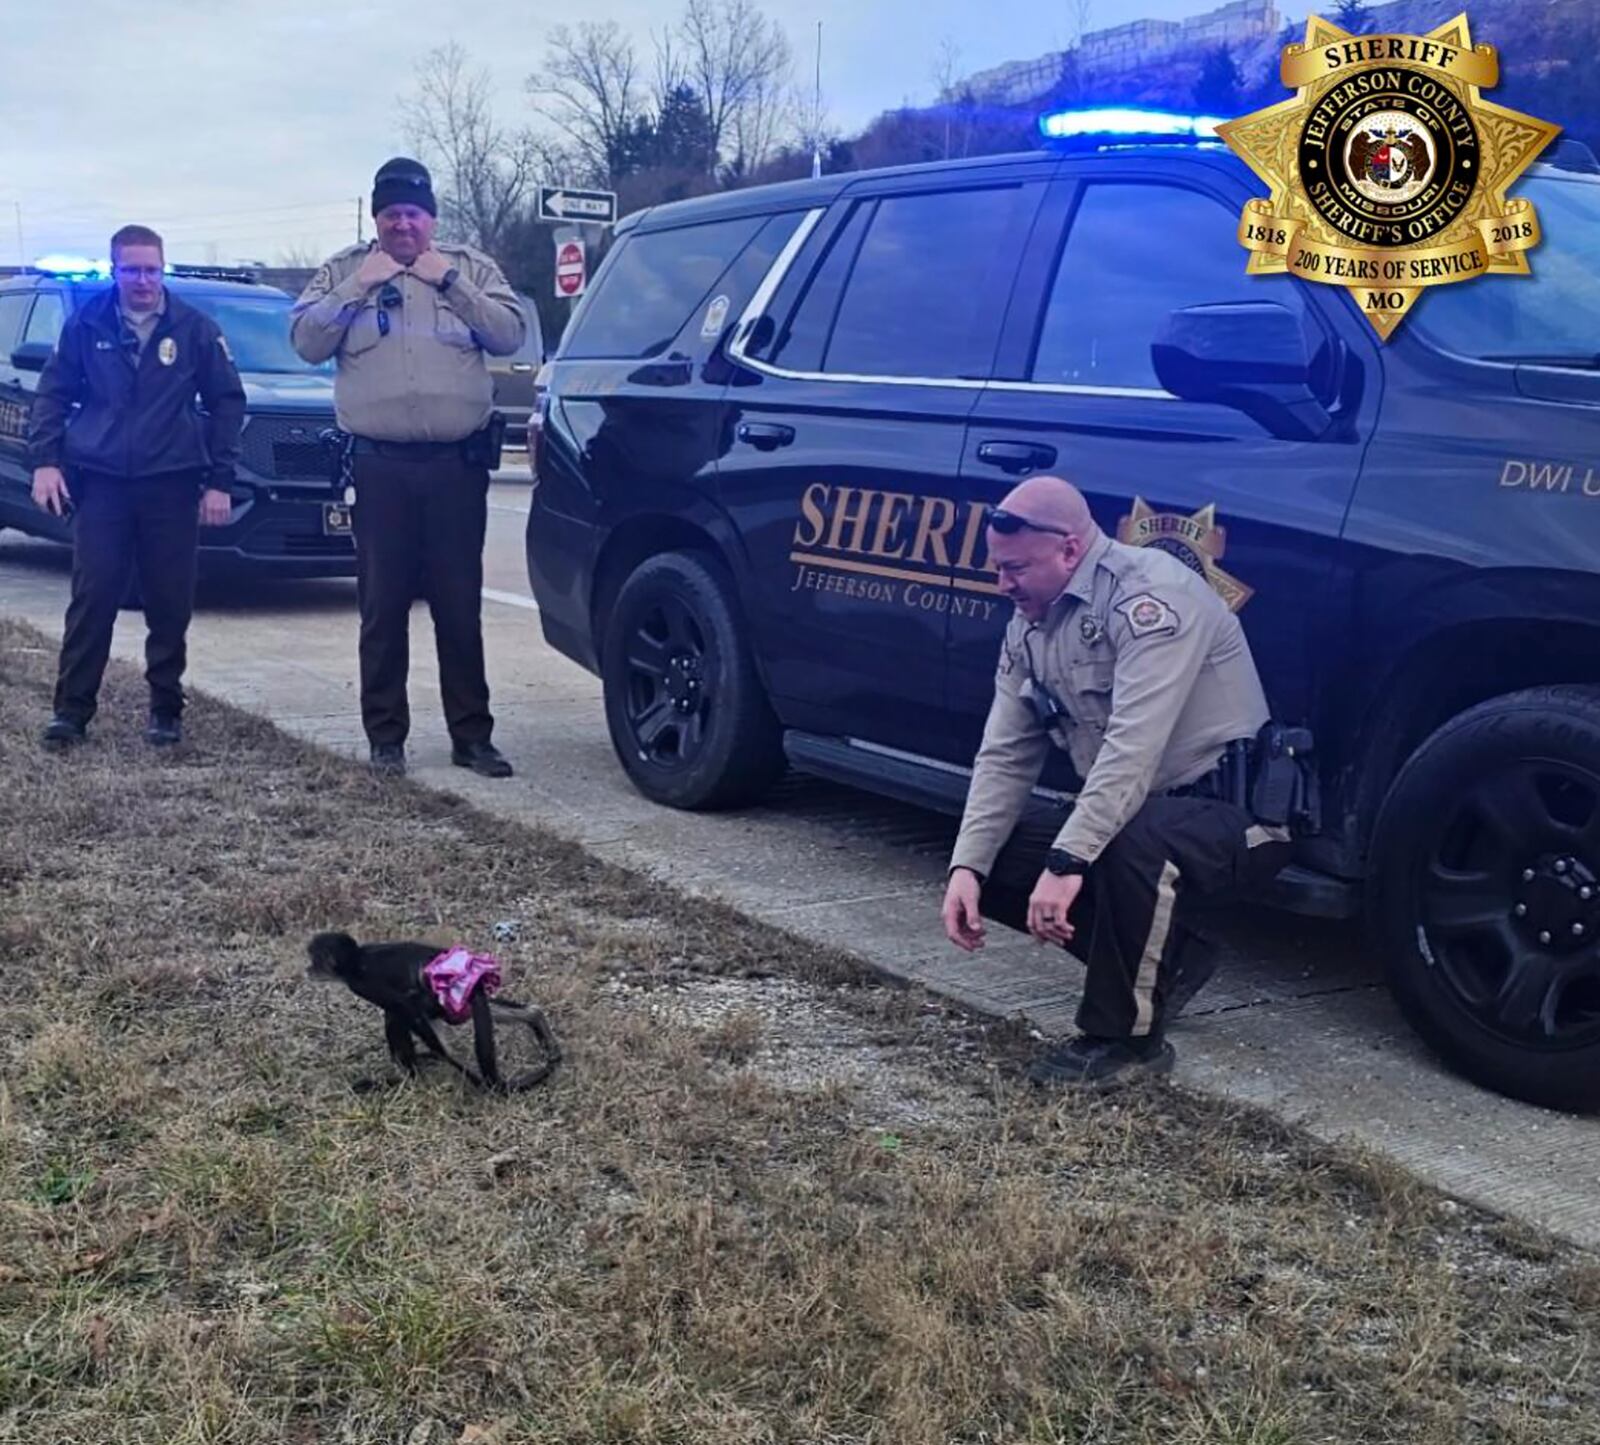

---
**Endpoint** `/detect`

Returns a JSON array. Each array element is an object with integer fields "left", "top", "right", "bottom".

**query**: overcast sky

[{"left": 0, "top": 0, "right": 1307, "bottom": 267}]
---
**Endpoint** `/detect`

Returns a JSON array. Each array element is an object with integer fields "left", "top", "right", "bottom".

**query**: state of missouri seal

[{"left": 1216, "top": 13, "right": 1561, "bottom": 340}]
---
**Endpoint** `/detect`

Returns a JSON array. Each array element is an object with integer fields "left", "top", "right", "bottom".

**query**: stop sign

[{"left": 555, "top": 239, "right": 586, "bottom": 298}]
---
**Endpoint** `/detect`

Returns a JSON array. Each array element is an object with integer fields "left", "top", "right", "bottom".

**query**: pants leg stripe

[{"left": 1133, "top": 860, "right": 1182, "bottom": 1037}]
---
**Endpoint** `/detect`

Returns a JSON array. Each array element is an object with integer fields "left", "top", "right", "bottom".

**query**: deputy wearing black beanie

[
  {"left": 292, "top": 153, "right": 528, "bottom": 782},
  {"left": 371, "top": 157, "right": 438, "bottom": 217}
]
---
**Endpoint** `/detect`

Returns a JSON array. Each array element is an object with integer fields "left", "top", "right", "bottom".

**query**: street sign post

[
  {"left": 554, "top": 234, "right": 586, "bottom": 299},
  {"left": 538, "top": 185, "right": 618, "bottom": 226}
]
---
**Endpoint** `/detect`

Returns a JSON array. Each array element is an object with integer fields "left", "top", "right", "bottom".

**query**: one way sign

[{"left": 538, "top": 185, "right": 617, "bottom": 226}]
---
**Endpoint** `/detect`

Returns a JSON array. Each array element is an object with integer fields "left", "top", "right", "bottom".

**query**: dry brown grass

[{"left": 0, "top": 617, "right": 1596, "bottom": 1445}]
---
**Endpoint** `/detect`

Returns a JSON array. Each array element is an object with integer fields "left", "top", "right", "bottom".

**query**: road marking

[{"left": 483, "top": 587, "right": 539, "bottom": 612}]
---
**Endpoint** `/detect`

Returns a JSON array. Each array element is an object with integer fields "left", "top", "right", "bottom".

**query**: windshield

[
  {"left": 181, "top": 291, "right": 332, "bottom": 375},
  {"left": 1411, "top": 173, "right": 1600, "bottom": 361}
]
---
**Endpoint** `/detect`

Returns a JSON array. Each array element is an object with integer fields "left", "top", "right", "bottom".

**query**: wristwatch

[
  {"left": 1045, "top": 848, "right": 1090, "bottom": 877},
  {"left": 437, "top": 266, "right": 460, "bottom": 294}
]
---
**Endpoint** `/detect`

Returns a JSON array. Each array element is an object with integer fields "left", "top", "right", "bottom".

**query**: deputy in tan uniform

[
  {"left": 290, "top": 157, "right": 526, "bottom": 778},
  {"left": 942, "top": 475, "right": 1291, "bottom": 1089}
]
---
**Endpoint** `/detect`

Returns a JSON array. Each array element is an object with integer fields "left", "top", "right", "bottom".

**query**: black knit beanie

[{"left": 371, "top": 157, "right": 437, "bottom": 217}]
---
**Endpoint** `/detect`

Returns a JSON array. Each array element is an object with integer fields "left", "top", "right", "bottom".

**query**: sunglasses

[
  {"left": 376, "top": 282, "right": 403, "bottom": 337},
  {"left": 984, "top": 506, "right": 1071, "bottom": 537}
]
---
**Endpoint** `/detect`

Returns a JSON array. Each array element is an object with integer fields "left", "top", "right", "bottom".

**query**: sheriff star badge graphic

[{"left": 1216, "top": 12, "right": 1561, "bottom": 340}]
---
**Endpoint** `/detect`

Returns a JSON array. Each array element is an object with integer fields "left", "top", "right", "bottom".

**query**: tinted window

[
  {"left": 814, "top": 186, "right": 1036, "bottom": 380},
  {"left": 180, "top": 292, "right": 331, "bottom": 374},
  {"left": 1411, "top": 176, "right": 1600, "bottom": 360},
  {"left": 762, "top": 203, "right": 871, "bottom": 372},
  {"left": 1034, "top": 183, "right": 1303, "bottom": 390},
  {"left": 0, "top": 292, "right": 31, "bottom": 352},
  {"left": 22, "top": 291, "right": 65, "bottom": 347},
  {"left": 564, "top": 215, "right": 766, "bottom": 360}
]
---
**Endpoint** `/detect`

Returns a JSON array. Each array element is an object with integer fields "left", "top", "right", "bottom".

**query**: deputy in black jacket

[{"left": 29, "top": 225, "right": 245, "bottom": 750}]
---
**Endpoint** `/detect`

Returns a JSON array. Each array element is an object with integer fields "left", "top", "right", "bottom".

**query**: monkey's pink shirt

[{"left": 423, "top": 947, "right": 502, "bottom": 1023}]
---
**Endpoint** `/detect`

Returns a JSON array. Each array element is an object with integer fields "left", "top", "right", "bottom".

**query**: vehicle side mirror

[
  {"left": 1152, "top": 302, "right": 1341, "bottom": 442},
  {"left": 9, "top": 342, "right": 52, "bottom": 373}
]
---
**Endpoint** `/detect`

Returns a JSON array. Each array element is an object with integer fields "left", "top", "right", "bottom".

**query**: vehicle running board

[{"left": 782, "top": 730, "right": 1357, "bottom": 920}]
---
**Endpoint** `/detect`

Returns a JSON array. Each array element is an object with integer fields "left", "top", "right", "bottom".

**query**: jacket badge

[{"left": 157, "top": 337, "right": 178, "bottom": 367}]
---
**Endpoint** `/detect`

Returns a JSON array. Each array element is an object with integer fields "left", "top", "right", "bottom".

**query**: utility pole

[
  {"left": 356, "top": 196, "right": 364, "bottom": 244},
  {"left": 812, "top": 22, "right": 824, "bottom": 179}
]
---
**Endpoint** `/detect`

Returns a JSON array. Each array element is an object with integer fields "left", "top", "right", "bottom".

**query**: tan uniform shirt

[
  {"left": 288, "top": 241, "right": 526, "bottom": 443},
  {"left": 120, "top": 293, "right": 166, "bottom": 359},
  {"left": 950, "top": 533, "right": 1270, "bottom": 877}
]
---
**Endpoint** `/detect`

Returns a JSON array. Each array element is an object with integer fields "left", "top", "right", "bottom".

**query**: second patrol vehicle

[{"left": 527, "top": 114, "right": 1600, "bottom": 1112}]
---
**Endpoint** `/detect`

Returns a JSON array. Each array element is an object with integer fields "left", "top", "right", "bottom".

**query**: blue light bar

[
  {"left": 33, "top": 253, "right": 111, "bottom": 278},
  {"left": 1038, "top": 107, "right": 1226, "bottom": 140}
]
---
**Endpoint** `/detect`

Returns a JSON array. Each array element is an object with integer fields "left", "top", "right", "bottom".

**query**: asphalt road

[{"left": 2, "top": 464, "right": 1597, "bottom": 1246}]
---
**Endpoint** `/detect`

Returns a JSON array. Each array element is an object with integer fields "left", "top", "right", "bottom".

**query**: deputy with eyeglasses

[
  {"left": 31, "top": 223, "right": 244, "bottom": 753},
  {"left": 290, "top": 157, "right": 526, "bottom": 778},
  {"left": 941, "top": 475, "right": 1291, "bottom": 1090}
]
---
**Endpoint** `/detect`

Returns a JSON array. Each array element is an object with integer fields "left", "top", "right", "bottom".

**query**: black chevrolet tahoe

[{"left": 527, "top": 130, "right": 1600, "bottom": 1111}]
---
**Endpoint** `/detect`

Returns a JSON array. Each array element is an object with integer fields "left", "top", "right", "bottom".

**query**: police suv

[
  {"left": 526, "top": 112, "right": 1600, "bottom": 1111},
  {"left": 0, "top": 260, "right": 353, "bottom": 575}
]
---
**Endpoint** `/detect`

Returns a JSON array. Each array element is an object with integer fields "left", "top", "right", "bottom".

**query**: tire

[
  {"left": 600, "top": 551, "right": 784, "bottom": 810},
  {"left": 1368, "top": 685, "right": 1600, "bottom": 1111}
]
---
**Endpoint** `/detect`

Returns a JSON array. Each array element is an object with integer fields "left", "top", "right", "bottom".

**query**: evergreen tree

[
  {"left": 1194, "top": 46, "right": 1243, "bottom": 116},
  {"left": 1333, "top": 0, "right": 1374, "bottom": 35}
]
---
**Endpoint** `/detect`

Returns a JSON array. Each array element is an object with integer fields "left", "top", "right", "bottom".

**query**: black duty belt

[
  {"left": 351, "top": 436, "right": 471, "bottom": 460},
  {"left": 1169, "top": 737, "right": 1254, "bottom": 806}
]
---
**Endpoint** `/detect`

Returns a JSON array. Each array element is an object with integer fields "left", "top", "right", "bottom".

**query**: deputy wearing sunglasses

[
  {"left": 941, "top": 476, "right": 1290, "bottom": 1090},
  {"left": 291, "top": 158, "right": 527, "bottom": 779}
]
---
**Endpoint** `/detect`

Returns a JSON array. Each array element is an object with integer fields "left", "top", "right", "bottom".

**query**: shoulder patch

[{"left": 1115, "top": 592, "right": 1180, "bottom": 639}]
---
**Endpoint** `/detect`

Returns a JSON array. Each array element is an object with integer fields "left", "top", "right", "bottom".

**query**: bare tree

[
  {"left": 931, "top": 37, "right": 962, "bottom": 159},
  {"left": 1069, "top": 0, "right": 1093, "bottom": 47},
  {"left": 677, "top": 0, "right": 793, "bottom": 175},
  {"left": 403, "top": 44, "right": 537, "bottom": 256},
  {"left": 791, "top": 78, "right": 836, "bottom": 174},
  {"left": 527, "top": 22, "right": 650, "bottom": 187},
  {"left": 931, "top": 36, "right": 962, "bottom": 102},
  {"left": 275, "top": 242, "right": 327, "bottom": 269}
]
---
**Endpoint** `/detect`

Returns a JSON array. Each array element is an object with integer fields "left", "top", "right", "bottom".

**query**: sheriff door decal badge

[
  {"left": 1217, "top": 12, "right": 1560, "bottom": 340},
  {"left": 1117, "top": 498, "right": 1254, "bottom": 612}
]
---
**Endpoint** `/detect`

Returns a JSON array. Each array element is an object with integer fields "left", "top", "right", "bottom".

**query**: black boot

[
  {"left": 145, "top": 711, "right": 182, "bottom": 747},
  {"left": 451, "top": 739, "right": 513, "bottom": 778},
  {"left": 42, "top": 715, "right": 87, "bottom": 752},
  {"left": 1025, "top": 1034, "right": 1175, "bottom": 1091},
  {"left": 369, "top": 743, "right": 407, "bottom": 777}
]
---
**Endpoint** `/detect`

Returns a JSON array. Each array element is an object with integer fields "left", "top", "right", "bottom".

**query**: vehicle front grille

[{"left": 241, "top": 414, "right": 333, "bottom": 481}]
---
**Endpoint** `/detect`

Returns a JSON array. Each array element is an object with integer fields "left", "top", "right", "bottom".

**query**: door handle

[
  {"left": 737, "top": 421, "right": 796, "bottom": 451},
  {"left": 976, "top": 440, "right": 1057, "bottom": 475}
]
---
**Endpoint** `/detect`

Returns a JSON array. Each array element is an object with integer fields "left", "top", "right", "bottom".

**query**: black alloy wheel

[
  {"left": 600, "top": 551, "right": 783, "bottom": 810},
  {"left": 1370, "top": 686, "right": 1600, "bottom": 1111},
  {"left": 622, "top": 591, "right": 712, "bottom": 774}
]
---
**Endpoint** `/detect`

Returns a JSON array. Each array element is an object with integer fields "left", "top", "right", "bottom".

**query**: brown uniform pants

[
  {"left": 350, "top": 445, "right": 493, "bottom": 750},
  {"left": 987, "top": 795, "right": 1292, "bottom": 1040}
]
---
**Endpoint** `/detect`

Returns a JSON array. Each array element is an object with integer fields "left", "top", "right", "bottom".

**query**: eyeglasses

[
  {"left": 114, "top": 265, "right": 163, "bottom": 281},
  {"left": 376, "top": 282, "right": 403, "bottom": 337},
  {"left": 984, "top": 506, "right": 1071, "bottom": 537}
]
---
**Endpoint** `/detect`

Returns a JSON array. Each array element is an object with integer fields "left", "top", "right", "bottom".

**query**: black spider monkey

[{"left": 306, "top": 932, "right": 561, "bottom": 1093}]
